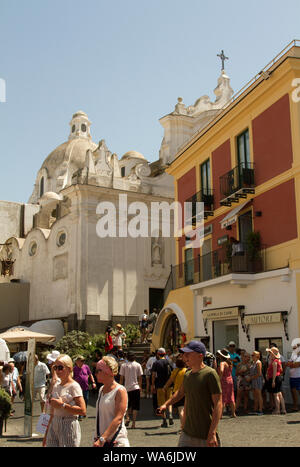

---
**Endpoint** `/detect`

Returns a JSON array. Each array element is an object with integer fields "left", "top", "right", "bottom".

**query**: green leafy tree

[{"left": 0, "top": 387, "right": 12, "bottom": 420}]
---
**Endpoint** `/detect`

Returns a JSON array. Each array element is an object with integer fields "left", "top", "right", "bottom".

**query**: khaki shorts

[
  {"left": 178, "top": 431, "right": 221, "bottom": 447},
  {"left": 157, "top": 387, "right": 173, "bottom": 407},
  {"left": 34, "top": 386, "right": 46, "bottom": 402}
]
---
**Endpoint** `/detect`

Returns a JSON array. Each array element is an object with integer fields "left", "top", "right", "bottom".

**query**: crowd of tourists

[{"left": 1, "top": 333, "right": 300, "bottom": 447}]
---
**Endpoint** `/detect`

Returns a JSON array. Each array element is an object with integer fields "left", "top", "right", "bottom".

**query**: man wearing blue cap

[{"left": 158, "top": 340, "right": 222, "bottom": 447}]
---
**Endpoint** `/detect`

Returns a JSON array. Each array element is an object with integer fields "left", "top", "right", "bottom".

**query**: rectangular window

[
  {"left": 237, "top": 129, "right": 250, "bottom": 168},
  {"left": 201, "top": 159, "right": 211, "bottom": 195},
  {"left": 185, "top": 248, "right": 194, "bottom": 285}
]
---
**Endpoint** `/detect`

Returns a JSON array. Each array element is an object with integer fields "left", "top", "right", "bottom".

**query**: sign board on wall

[
  {"left": 202, "top": 307, "right": 240, "bottom": 321},
  {"left": 244, "top": 313, "right": 282, "bottom": 325}
]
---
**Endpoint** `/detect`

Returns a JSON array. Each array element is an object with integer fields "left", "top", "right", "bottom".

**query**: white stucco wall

[{"left": 193, "top": 269, "right": 297, "bottom": 358}]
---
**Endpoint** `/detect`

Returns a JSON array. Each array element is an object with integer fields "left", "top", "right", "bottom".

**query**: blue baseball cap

[{"left": 179, "top": 340, "right": 206, "bottom": 356}]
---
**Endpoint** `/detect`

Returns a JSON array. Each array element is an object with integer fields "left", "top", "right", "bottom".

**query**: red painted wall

[
  {"left": 252, "top": 94, "right": 293, "bottom": 185},
  {"left": 253, "top": 179, "right": 297, "bottom": 248},
  {"left": 211, "top": 139, "right": 232, "bottom": 205},
  {"left": 177, "top": 168, "right": 196, "bottom": 263}
]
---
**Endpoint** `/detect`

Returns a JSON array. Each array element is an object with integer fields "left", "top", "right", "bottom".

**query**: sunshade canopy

[{"left": 0, "top": 327, "right": 55, "bottom": 343}]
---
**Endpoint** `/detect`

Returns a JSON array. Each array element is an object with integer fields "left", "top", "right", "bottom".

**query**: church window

[
  {"left": 72, "top": 124, "right": 76, "bottom": 133},
  {"left": 57, "top": 232, "right": 66, "bottom": 247},
  {"left": 29, "top": 241, "right": 37, "bottom": 257},
  {"left": 81, "top": 124, "right": 87, "bottom": 132},
  {"left": 40, "top": 177, "right": 44, "bottom": 197},
  {"left": 121, "top": 167, "right": 126, "bottom": 177}
]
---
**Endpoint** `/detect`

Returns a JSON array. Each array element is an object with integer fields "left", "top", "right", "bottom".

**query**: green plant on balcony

[
  {"left": 246, "top": 231, "right": 261, "bottom": 260},
  {"left": 246, "top": 231, "right": 262, "bottom": 273}
]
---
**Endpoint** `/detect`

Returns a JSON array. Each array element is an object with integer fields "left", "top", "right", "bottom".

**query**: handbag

[{"left": 96, "top": 388, "right": 122, "bottom": 447}]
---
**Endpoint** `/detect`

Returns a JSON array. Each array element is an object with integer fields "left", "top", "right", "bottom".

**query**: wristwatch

[{"left": 99, "top": 436, "right": 106, "bottom": 443}]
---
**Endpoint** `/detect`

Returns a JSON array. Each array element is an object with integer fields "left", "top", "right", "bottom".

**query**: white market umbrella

[
  {"left": 0, "top": 338, "right": 10, "bottom": 361},
  {"left": 0, "top": 327, "right": 55, "bottom": 343}
]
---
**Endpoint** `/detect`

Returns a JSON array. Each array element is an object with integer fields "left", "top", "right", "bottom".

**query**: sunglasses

[{"left": 53, "top": 365, "right": 65, "bottom": 371}]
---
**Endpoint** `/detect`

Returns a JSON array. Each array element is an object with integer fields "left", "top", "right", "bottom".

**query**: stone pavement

[{"left": 1, "top": 393, "right": 300, "bottom": 447}]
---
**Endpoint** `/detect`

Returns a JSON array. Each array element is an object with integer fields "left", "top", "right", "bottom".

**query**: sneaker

[
  {"left": 161, "top": 419, "right": 168, "bottom": 428},
  {"left": 169, "top": 418, "right": 174, "bottom": 426}
]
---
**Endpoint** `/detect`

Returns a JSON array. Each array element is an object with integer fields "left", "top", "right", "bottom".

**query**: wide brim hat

[
  {"left": 266, "top": 347, "right": 280, "bottom": 359},
  {"left": 216, "top": 349, "right": 231, "bottom": 359},
  {"left": 46, "top": 350, "right": 60, "bottom": 363},
  {"left": 291, "top": 338, "right": 300, "bottom": 348}
]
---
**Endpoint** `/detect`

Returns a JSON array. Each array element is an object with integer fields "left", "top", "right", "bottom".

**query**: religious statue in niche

[{"left": 151, "top": 236, "right": 162, "bottom": 266}]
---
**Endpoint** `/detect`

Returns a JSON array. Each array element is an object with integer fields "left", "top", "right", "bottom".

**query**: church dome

[
  {"left": 121, "top": 150, "right": 146, "bottom": 161},
  {"left": 41, "top": 138, "right": 97, "bottom": 178}
]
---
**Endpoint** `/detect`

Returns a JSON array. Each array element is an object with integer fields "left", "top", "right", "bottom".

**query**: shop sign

[
  {"left": 202, "top": 307, "right": 239, "bottom": 321},
  {"left": 217, "top": 235, "right": 229, "bottom": 246},
  {"left": 204, "top": 224, "right": 213, "bottom": 236},
  {"left": 244, "top": 313, "right": 282, "bottom": 326}
]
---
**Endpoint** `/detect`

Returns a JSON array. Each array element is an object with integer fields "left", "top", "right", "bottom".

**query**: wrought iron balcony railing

[
  {"left": 220, "top": 162, "right": 255, "bottom": 206},
  {"left": 186, "top": 188, "right": 214, "bottom": 222},
  {"left": 169, "top": 242, "right": 266, "bottom": 290}
]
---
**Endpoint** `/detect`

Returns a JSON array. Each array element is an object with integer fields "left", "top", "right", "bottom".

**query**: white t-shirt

[
  {"left": 290, "top": 354, "right": 300, "bottom": 378},
  {"left": 51, "top": 380, "right": 83, "bottom": 417},
  {"left": 145, "top": 356, "right": 156, "bottom": 376},
  {"left": 119, "top": 361, "right": 143, "bottom": 392},
  {"left": 34, "top": 361, "right": 50, "bottom": 388}
]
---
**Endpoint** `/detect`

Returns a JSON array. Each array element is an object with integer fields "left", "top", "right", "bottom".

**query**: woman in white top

[
  {"left": 1, "top": 364, "right": 14, "bottom": 396},
  {"left": 43, "top": 354, "right": 86, "bottom": 447},
  {"left": 93, "top": 356, "right": 129, "bottom": 447}
]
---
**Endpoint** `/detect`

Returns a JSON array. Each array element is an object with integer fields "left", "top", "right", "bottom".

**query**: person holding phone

[{"left": 43, "top": 354, "right": 86, "bottom": 447}]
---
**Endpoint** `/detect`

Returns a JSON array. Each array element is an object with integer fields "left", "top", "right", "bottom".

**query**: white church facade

[{"left": 0, "top": 70, "right": 233, "bottom": 337}]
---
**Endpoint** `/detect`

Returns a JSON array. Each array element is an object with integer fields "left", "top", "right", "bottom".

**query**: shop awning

[{"left": 220, "top": 200, "right": 250, "bottom": 229}]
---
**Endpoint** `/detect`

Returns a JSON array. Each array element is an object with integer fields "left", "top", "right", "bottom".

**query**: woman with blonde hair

[
  {"left": 93, "top": 356, "right": 129, "bottom": 447},
  {"left": 43, "top": 354, "right": 86, "bottom": 447},
  {"left": 249, "top": 351, "right": 264, "bottom": 415}
]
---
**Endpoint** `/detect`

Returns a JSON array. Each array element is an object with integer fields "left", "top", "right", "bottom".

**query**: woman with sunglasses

[
  {"left": 93, "top": 356, "right": 129, "bottom": 447},
  {"left": 43, "top": 354, "right": 86, "bottom": 447}
]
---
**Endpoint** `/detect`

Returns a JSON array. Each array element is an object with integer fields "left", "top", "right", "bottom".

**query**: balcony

[
  {"left": 220, "top": 162, "right": 255, "bottom": 207},
  {"left": 186, "top": 188, "right": 214, "bottom": 223},
  {"left": 170, "top": 242, "right": 266, "bottom": 290}
]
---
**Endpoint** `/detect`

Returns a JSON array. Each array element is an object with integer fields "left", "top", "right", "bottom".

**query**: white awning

[{"left": 220, "top": 201, "right": 249, "bottom": 229}]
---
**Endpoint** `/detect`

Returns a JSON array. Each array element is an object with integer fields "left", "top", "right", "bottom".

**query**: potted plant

[
  {"left": 0, "top": 387, "right": 12, "bottom": 436},
  {"left": 246, "top": 231, "right": 262, "bottom": 273}
]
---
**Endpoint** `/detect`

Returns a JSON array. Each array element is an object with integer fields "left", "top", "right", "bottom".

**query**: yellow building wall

[
  {"left": 157, "top": 47, "right": 300, "bottom": 347},
  {"left": 152, "top": 286, "right": 194, "bottom": 350}
]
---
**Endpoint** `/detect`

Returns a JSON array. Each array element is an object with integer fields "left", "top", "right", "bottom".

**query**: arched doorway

[{"left": 162, "top": 313, "right": 182, "bottom": 352}]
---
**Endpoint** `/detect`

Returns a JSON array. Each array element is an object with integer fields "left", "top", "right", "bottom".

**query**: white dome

[{"left": 121, "top": 150, "right": 146, "bottom": 161}]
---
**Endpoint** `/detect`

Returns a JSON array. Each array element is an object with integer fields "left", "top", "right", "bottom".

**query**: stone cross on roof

[{"left": 217, "top": 50, "right": 229, "bottom": 70}]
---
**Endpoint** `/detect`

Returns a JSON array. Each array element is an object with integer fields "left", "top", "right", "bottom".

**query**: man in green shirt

[{"left": 158, "top": 340, "right": 223, "bottom": 447}]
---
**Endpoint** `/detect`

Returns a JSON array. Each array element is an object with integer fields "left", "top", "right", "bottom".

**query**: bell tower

[{"left": 69, "top": 110, "right": 91, "bottom": 140}]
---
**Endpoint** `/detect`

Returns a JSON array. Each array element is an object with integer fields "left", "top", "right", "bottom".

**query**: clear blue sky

[{"left": 1, "top": 0, "right": 299, "bottom": 203}]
